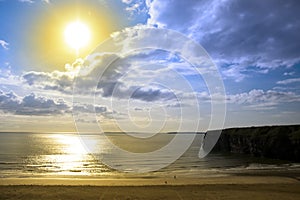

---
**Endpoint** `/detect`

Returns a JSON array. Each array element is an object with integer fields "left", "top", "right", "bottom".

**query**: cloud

[
  {"left": 146, "top": 0, "right": 300, "bottom": 81},
  {"left": 0, "top": 91, "right": 19, "bottom": 113},
  {"left": 227, "top": 89, "right": 300, "bottom": 106},
  {"left": 0, "top": 65, "right": 22, "bottom": 87},
  {"left": 96, "top": 80, "right": 176, "bottom": 102},
  {"left": 73, "top": 48, "right": 181, "bottom": 102},
  {"left": 81, "top": 26, "right": 220, "bottom": 103},
  {"left": 22, "top": 71, "right": 74, "bottom": 94},
  {"left": 17, "top": 93, "right": 69, "bottom": 115},
  {"left": 21, "top": 26, "right": 214, "bottom": 106},
  {"left": 121, "top": 0, "right": 149, "bottom": 17},
  {"left": 166, "top": 102, "right": 184, "bottom": 108},
  {"left": 18, "top": 0, "right": 50, "bottom": 3},
  {"left": 0, "top": 40, "right": 9, "bottom": 50},
  {"left": 277, "top": 78, "right": 300, "bottom": 85},
  {"left": 122, "top": 0, "right": 133, "bottom": 4},
  {"left": 131, "top": 86, "right": 175, "bottom": 102},
  {"left": 72, "top": 102, "right": 121, "bottom": 123},
  {"left": 134, "top": 107, "right": 149, "bottom": 111},
  {"left": 284, "top": 72, "right": 295, "bottom": 76},
  {"left": 22, "top": 55, "right": 178, "bottom": 104},
  {"left": 18, "top": 0, "right": 34, "bottom": 3},
  {"left": 0, "top": 90, "right": 70, "bottom": 116},
  {"left": 73, "top": 103, "right": 108, "bottom": 114},
  {"left": 22, "top": 59, "right": 81, "bottom": 94}
]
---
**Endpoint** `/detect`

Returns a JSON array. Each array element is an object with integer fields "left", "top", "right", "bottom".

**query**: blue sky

[{"left": 0, "top": 0, "right": 299, "bottom": 132}]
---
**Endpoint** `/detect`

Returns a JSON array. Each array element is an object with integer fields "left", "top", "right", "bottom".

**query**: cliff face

[{"left": 212, "top": 125, "right": 300, "bottom": 162}]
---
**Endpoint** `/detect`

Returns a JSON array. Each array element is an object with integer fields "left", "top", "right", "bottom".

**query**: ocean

[{"left": 0, "top": 132, "right": 299, "bottom": 178}]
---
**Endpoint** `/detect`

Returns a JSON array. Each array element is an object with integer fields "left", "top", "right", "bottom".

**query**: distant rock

[{"left": 212, "top": 125, "right": 300, "bottom": 162}]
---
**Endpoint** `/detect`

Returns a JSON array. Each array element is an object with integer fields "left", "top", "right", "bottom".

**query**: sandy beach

[
  {"left": 1, "top": 132, "right": 299, "bottom": 199},
  {"left": 1, "top": 175, "right": 300, "bottom": 200}
]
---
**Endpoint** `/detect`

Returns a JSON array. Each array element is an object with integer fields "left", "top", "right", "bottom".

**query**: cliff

[{"left": 212, "top": 125, "right": 300, "bottom": 162}]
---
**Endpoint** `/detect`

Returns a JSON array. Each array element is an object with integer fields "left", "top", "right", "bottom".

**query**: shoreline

[
  {"left": 0, "top": 175, "right": 299, "bottom": 186},
  {"left": 1, "top": 175, "right": 299, "bottom": 199},
  {"left": 1, "top": 168, "right": 300, "bottom": 186}
]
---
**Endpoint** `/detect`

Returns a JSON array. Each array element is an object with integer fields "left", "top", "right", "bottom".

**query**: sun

[
  {"left": 64, "top": 20, "right": 91, "bottom": 53},
  {"left": 30, "top": 3, "right": 116, "bottom": 71}
]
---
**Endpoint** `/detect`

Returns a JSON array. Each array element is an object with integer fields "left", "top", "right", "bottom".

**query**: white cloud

[
  {"left": 121, "top": 0, "right": 149, "bottom": 19},
  {"left": 146, "top": 0, "right": 300, "bottom": 81},
  {"left": 0, "top": 40, "right": 9, "bottom": 50},
  {"left": 0, "top": 64, "right": 21, "bottom": 87},
  {"left": 284, "top": 71, "right": 295, "bottom": 76},
  {"left": 227, "top": 89, "right": 300, "bottom": 107},
  {"left": 277, "top": 78, "right": 300, "bottom": 85},
  {"left": 18, "top": 0, "right": 50, "bottom": 4},
  {"left": 122, "top": 0, "right": 133, "bottom": 4},
  {"left": 18, "top": 0, "right": 34, "bottom": 3}
]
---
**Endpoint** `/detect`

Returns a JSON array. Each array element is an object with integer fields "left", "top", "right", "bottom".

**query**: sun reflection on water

[
  {"left": 49, "top": 134, "right": 87, "bottom": 174},
  {"left": 52, "top": 134, "right": 88, "bottom": 154},
  {"left": 29, "top": 134, "right": 109, "bottom": 176}
]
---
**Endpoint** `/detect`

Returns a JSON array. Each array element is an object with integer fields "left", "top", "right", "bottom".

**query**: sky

[{"left": 0, "top": 0, "right": 299, "bottom": 132}]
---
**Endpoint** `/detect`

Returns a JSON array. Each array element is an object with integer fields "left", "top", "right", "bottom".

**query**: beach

[
  {"left": 1, "top": 176, "right": 300, "bottom": 200},
  {"left": 1, "top": 132, "right": 300, "bottom": 199}
]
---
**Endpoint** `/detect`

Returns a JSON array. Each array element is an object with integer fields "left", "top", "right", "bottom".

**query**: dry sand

[{"left": 0, "top": 176, "right": 300, "bottom": 200}]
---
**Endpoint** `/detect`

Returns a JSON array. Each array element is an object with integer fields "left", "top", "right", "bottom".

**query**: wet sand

[{"left": 0, "top": 176, "right": 300, "bottom": 200}]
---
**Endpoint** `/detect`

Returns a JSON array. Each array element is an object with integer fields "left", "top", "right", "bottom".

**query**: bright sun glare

[{"left": 64, "top": 21, "right": 91, "bottom": 52}]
